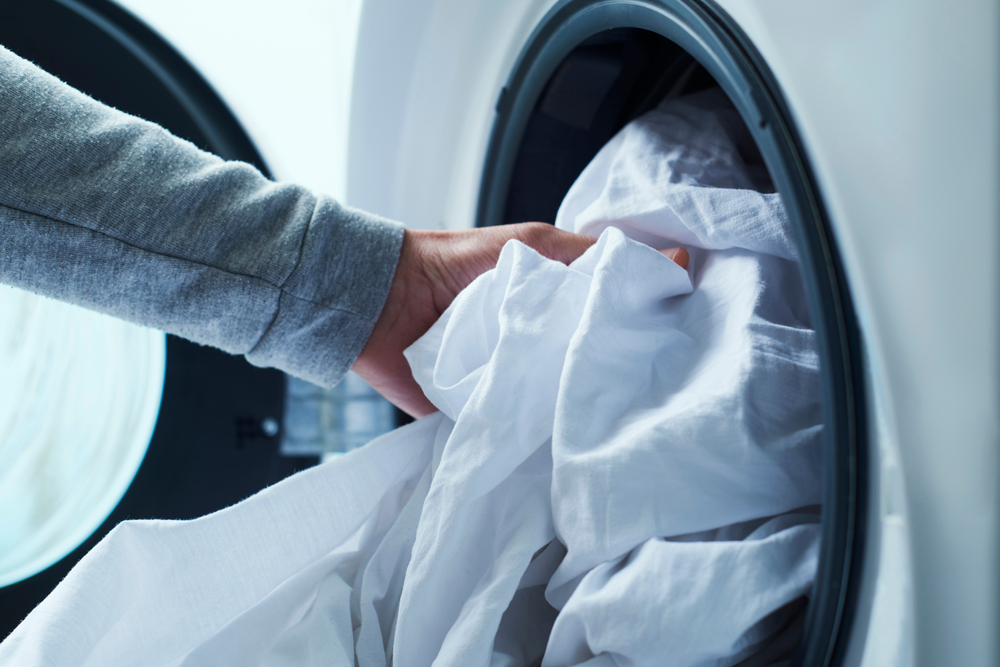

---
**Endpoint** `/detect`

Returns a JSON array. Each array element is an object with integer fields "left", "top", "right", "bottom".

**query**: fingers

[
  {"left": 510, "top": 223, "right": 689, "bottom": 271},
  {"left": 355, "top": 226, "right": 691, "bottom": 419},
  {"left": 465, "top": 222, "right": 593, "bottom": 268},
  {"left": 517, "top": 224, "right": 597, "bottom": 265},
  {"left": 660, "top": 247, "right": 689, "bottom": 270}
]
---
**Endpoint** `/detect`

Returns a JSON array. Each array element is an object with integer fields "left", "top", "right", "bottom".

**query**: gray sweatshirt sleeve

[{"left": 0, "top": 45, "right": 405, "bottom": 388}]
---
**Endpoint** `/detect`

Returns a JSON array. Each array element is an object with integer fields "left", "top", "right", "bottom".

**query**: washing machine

[
  {"left": 344, "top": 0, "right": 999, "bottom": 665},
  {"left": 1, "top": 0, "right": 998, "bottom": 665}
]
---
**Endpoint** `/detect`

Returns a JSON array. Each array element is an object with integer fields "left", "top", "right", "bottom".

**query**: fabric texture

[
  {"left": 0, "top": 45, "right": 405, "bottom": 387},
  {"left": 0, "top": 89, "right": 822, "bottom": 667}
]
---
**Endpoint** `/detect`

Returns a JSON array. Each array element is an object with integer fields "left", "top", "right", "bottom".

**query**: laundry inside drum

[{"left": 486, "top": 27, "right": 825, "bottom": 666}]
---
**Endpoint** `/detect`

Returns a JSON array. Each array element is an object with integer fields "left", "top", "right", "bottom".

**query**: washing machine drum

[
  {"left": 476, "top": 2, "right": 865, "bottom": 664},
  {"left": 0, "top": 0, "right": 312, "bottom": 639}
]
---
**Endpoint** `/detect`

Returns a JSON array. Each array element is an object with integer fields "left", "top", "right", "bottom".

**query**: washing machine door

[{"left": 0, "top": 0, "right": 315, "bottom": 640}]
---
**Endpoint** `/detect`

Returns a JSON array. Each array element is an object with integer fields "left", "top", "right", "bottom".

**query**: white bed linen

[
  {"left": 544, "top": 89, "right": 822, "bottom": 666},
  {"left": 0, "top": 89, "right": 822, "bottom": 667}
]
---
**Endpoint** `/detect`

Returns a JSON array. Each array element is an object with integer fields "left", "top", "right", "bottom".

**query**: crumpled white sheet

[{"left": 0, "top": 89, "right": 822, "bottom": 667}]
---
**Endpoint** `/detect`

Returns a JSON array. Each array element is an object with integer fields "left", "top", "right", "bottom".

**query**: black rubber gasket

[{"left": 477, "top": 2, "right": 867, "bottom": 665}]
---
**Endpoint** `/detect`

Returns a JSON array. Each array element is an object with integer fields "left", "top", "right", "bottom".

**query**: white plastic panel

[
  {"left": 348, "top": 0, "right": 554, "bottom": 227},
  {"left": 716, "top": 1, "right": 999, "bottom": 664}
]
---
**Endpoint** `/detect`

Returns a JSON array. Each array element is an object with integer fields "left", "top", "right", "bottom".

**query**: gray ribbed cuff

[{"left": 245, "top": 201, "right": 405, "bottom": 387}]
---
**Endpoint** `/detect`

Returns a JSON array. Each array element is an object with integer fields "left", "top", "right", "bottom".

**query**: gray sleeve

[{"left": 0, "top": 45, "right": 405, "bottom": 388}]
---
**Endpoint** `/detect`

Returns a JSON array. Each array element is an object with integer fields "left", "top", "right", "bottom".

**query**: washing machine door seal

[{"left": 477, "top": 2, "right": 866, "bottom": 665}]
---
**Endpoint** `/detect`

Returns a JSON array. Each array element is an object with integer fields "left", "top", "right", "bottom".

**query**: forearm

[{"left": 0, "top": 46, "right": 404, "bottom": 387}]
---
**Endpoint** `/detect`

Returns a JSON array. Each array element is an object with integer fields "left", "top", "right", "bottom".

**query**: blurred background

[{"left": 0, "top": 0, "right": 399, "bottom": 634}]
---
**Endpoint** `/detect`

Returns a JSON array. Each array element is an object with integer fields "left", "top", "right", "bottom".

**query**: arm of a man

[
  {"left": 0, "top": 45, "right": 403, "bottom": 389},
  {"left": 0, "top": 45, "right": 687, "bottom": 416}
]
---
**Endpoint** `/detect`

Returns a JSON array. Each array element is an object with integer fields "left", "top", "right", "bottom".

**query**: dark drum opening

[{"left": 477, "top": 2, "right": 867, "bottom": 666}]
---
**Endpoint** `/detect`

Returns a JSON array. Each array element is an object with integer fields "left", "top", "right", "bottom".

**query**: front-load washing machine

[
  {"left": 1, "top": 1, "right": 997, "bottom": 665},
  {"left": 344, "top": 0, "right": 999, "bottom": 665}
]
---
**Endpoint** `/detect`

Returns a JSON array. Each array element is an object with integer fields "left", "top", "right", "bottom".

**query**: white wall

[{"left": 115, "top": 0, "right": 365, "bottom": 200}]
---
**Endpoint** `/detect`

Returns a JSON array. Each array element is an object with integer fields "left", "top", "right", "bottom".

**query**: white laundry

[
  {"left": 0, "top": 89, "right": 822, "bottom": 667},
  {"left": 544, "top": 88, "right": 821, "bottom": 666}
]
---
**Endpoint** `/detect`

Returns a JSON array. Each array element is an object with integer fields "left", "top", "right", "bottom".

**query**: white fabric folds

[{"left": 0, "top": 89, "right": 822, "bottom": 667}]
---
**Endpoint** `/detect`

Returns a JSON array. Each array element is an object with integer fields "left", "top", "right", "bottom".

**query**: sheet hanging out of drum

[{"left": 0, "top": 89, "right": 822, "bottom": 667}]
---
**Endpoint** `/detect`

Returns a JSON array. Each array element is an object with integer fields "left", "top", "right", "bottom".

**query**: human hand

[{"left": 352, "top": 223, "right": 689, "bottom": 417}]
